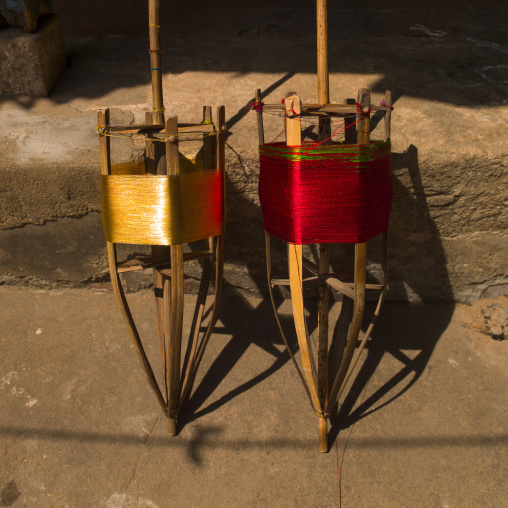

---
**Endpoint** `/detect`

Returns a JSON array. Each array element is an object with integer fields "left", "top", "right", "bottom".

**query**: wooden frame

[
  {"left": 98, "top": 106, "right": 226, "bottom": 434},
  {"left": 253, "top": 0, "right": 393, "bottom": 453},
  {"left": 258, "top": 87, "right": 392, "bottom": 452},
  {"left": 97, "top": 0, "right": 226, "bottom": 435}
]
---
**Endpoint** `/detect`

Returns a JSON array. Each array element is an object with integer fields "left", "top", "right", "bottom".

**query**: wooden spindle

[
  {"left": 316, "top": 0, "right": 329, "bottom": 106},
  {"left": 148, "top": 0, "right": 163, "bottom": 119}
]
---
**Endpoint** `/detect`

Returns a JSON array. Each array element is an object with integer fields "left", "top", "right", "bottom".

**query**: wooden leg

[
  {"left": 328, "top": 244, "right": 354, "bottom": 384},
  {"left": 152, "top": 261, "right": 167, "bottom": 395},
  {"left": 288, "top": 243, "right": 322, "bottom": 416},
  {"left": 179, "top": 253, "right": 212, "bottom": 402},
  {"left": 328, "top": 242, "right": 367, "bottom": 408},
  {"left": 265, "top": 233, "right": 313, "bottom": 402},
  {"left": 337, "top": 232, "right": 389, "bottom": 399},
  {"left": 166, "top": 244, "right": 184, "bottom": 435},
  {"left": 107, "top": 242, "right": 167, "bottom": 412},
  {"left": 180, "top": 232, "right": 225, "bottom": 404},
  {"left": 318, "top": 244, "right": 330, "bottom": 452},
  {"left": 319, "top": 417, "right": 328, "bottom": 453}
]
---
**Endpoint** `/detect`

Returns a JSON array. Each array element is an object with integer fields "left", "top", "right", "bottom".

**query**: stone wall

[{"left": 0, "top": 1, "right": 506, "bottom": 302}]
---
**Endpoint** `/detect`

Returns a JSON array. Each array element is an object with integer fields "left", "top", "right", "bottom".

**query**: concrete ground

[{"left": 1, "top": 286, "right": 507, "bottom": 507}]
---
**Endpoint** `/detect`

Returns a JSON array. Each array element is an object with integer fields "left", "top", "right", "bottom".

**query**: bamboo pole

[
  {"left": 146, "top": 0, "right": 169, "bottom": 400},
  {"left": 148, "top": 0, "right": 163, "bottom": 118},
  {"left": 316, "top": 0, "right": 329, "bottom": 105}
]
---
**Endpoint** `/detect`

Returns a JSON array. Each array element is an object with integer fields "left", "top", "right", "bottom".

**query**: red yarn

[{"left": 258, "top": 143, "right": 392, "bottom": 244}]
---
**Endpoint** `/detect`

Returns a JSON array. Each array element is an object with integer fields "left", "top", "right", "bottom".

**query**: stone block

[
  {"left": 0, "top": 13, "right": 65, "bottom": 95},
  {"left": 0, "top": 0, "right": 52, "bottom": 32}
]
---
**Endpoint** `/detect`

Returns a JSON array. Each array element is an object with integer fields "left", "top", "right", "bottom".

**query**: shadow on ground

[{"left": 177, "top": 140, "right": 456, "bottom": 443}]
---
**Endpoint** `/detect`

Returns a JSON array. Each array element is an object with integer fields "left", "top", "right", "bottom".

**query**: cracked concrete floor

[{"left": 0, "top": 286, "right": 507, "bottom": 507}]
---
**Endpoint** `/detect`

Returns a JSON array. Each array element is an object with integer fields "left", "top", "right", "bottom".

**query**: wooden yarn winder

[
  {"left": 253, "top": 0, "right": 393, "bottom": 452},
  {"left": 97, "top": 0, "right": 226, "bottom": 435}
]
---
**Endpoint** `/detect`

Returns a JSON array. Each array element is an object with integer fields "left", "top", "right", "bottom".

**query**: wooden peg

[
  {"left": 383, "top": 90, "right": 392, "bottom": 142},
  {"left": 357, "top": 88, "right": 371, "bottom": 144},
  {"left": 255, "top": 88, "right": 265, "bottom": 145}
]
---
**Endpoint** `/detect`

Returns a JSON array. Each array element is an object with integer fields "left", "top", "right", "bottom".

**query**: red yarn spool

[{"left": 258, "top": 141, "right": 392, "bottom": 244}]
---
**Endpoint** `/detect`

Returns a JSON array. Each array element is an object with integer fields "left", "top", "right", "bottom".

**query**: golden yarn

[{"left": 102, "top": 158, "right": 224, "bottom": 245}]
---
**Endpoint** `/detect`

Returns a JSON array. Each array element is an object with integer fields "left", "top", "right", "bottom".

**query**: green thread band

[{"left": 259, "top": 140, "right": 391, "bottom": 164}]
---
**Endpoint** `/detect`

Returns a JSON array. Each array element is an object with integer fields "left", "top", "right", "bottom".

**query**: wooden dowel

[
  {"left": 285, "top": 93, "right": 301, "bottom": 146},
  {"left": 383, "top": 90, "right": 392, "bottom": 142},
  {"left": 271, "top": 276, "right": 321, "bottom": 287},
  {"left": 203, "top": 106, "right": 214, "bottom": 169},
  {"left": 261, "top": 103, "right": 390, "bottom": 112},
  {"left": 217, "top": 105, "right": 226, "bottom": 213},
  {"left": 166, "top": 116, "right": 183, "bottom": 435},
  {"left": 108, "top": 124, "right": 216, "bottom": 135},
  {"left": 357, "top": 89, "right": 371, "bottom": 145},
  {"left": 255, "top": 88, "right": 265, "bottom": 145},
  {"left": 316, "top": 0, "right": 329, "bottom": 105},
  {"left": 302, "top": 258, "right": 355, "bottom": 299},
  {"left": 117, "top": 251, "right": 213, "bottom": 273},
  {"left": 344, "top": 98, "right": 357, "bottom": 145},
  {"left": 98, "top": 109, "right": 111, "bottom": 176}
]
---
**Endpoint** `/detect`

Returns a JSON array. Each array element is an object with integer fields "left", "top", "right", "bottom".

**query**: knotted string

[{"left": 249, "top": 101, "right": 264, "bottom": 112}]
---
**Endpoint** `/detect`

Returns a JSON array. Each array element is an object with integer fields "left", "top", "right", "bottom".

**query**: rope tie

[
  {"left": 249, "top": 101, "right": 264, "bottom": 112},
  {"left": 355, "top": 101, "right": 372, "bottom": 116},
  {"left": 380, "top": 100, "right": 394, "bottom": 111},
  {"left": 96, "top": 124, "right": 110, "bottom": 136}
]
